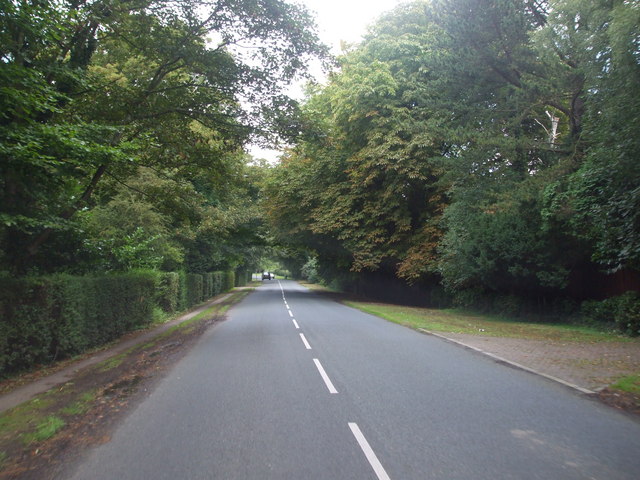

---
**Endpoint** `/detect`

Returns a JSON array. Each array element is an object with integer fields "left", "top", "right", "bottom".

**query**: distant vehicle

[{"left": 262, "top": 272, "right": 273, "bottom": 280}]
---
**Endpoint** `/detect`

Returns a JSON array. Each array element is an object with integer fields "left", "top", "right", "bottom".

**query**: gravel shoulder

[{"left": 436, "top": 332, "right": 640, "bottom": 393}]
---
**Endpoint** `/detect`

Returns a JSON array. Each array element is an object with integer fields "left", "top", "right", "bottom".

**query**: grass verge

[
  {"left": 21, "top": 416, "right": 66, "bottom": 445},
  {"left": 610, "top": 375, "right": 640, "bottom": 394},
  {"left": 344, "top": 301, "right": 630, "bottom": 343},
  {"left": 299, "top": 282, "right": 336, "bottom": 293}
]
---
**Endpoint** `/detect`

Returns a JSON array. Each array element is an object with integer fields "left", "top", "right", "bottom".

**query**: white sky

[
  {"left": 302, "top": 0, "right": 404, "bottom": 53},
  {"left": 249, "top": 0, "right": 404, "bottom": 162}
]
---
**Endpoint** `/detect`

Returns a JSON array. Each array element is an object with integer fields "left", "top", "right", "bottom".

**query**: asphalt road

[{"left": 66, "top": 280, "right": 640, "bottom": 480}]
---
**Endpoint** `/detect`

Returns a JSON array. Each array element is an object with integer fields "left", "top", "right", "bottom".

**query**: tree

[
  {"left": 429, "top": 0, "right": 595, "bottom": 296},
  {"left": 0, "top": 0, "right": 326, "bottom": 274},
  {"left": 266, "top": 0, "right": 639, "bottom": 305},
  {"left": 562, "top": 0, "right": 640, "bottom": 271},
  {"left": 264, "top": 2, "right": 449, "bottom": 285}
]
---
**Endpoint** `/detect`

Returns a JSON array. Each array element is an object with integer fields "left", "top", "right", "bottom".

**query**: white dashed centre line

[
  {"left": 348, "top": 423, "right": 391, "bottom": 480},
  {"left": 313, "top": 359, "right": 338, "bottom": 394},
  {"left": 299, "top": 333, "right": 312, "bottom": 350},
  {"left": 279, "top": 281, "right": 389, "bottom": 479}
]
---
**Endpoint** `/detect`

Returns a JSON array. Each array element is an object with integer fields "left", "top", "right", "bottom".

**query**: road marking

[
  {"left": 299, "top": 333, "right": 312, "bottom": 349},
  {"left": 292, "top": 318, "right": 300, "bottom": 329},
  {"left": 288, "top": 310, "right": 294, "bottom": 318},
  {"left": 348, "top": 423, "right": 391, "bottom": 480},
  {"left": 313, "top": 359, "right": 338, "bottom": 394}
]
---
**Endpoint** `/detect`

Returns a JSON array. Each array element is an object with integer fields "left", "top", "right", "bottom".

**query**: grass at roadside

[
  {"left": 344, "top": 301, "right": 630, "bottom": 343},
  {"left": 21, "top": 415, "right": 66, "bottom": 445},
  {"left": 299, "top": 282, "right": 337, "bottom": 293},
  {"left": 610, "top": 375, "right": 640, "bottom": 394}
]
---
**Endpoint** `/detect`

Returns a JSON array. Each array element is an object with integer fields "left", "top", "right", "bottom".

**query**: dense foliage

[
  {"left": 0, "top": 0, "right": 326, "bottom": 275},
  {"left": 2, "top": 0, "right": 639, "bottom": 337},
  {"left": 264, "top": 0, "right": 640, "bottom": 313}
]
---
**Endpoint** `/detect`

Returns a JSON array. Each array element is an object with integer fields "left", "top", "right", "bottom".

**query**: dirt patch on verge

[
  {"left": 597, "top": 389, "right": 640, "bottom": 416},
  {"left": 0, "top": 299, "right": 236, "bottom": 480}
]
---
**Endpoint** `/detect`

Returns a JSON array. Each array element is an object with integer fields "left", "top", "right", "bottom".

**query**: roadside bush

[
  {"left": 451, "top": 288, "right": 492, "bottom": 311},
  {"left": 0, "top": 268, "right": 242, "bottom": 377},
  {"left": 493, "top": 294, "right": 524, "bottom": 317},
  {"left": 0, "top": 276, "right": 56, "bottom": 374},
  {"left": 581, "top": 291, "right": 640, "bottom": 336},
  {"left": 274, "top": 268, "right": 291, "bottom": 279},
  {"left": 212, "top": 271, "right": 224, "bottom": 296},
  {"left": 158, "top": 272, "right": 181, "bottom": 313},
  {"left": 54, "top": 274, "right": 90, "bottom": 354},
  {"left": 186, "top": 273, "right": 204, "bottom": 307},
  {"left": 0, "top": 271, "right": 160, "bottom": 378},
  {"left": 580, "top": 298, "right": 617, "bottom": 328},
  {"left": 301, "top": 258, "right": 319, "bottom": 283},
  {"left": 177, "top": 271, "right": 188, "bottom": 311},
  {"left": 429, "top": 286, "right": 452, "bottom": 309},
  {"left": 614, "top": 292, "right": 640, "bottom": 336},
  {"left": 235, "top": 268, "right": 249, "bottom": 287},
  {"left": 224, "top": 271, "right": 235, "bottom": 292},
  {"left": 92, "top": 271, "right": 159, "bottom": 341},
  {"left": 203, "top": 273, "right": 215, "bottom": 298}
]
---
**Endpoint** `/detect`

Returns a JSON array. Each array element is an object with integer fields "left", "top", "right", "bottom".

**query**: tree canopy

[
  {"left": 1, "top": 0, "right": 327, "bottom": 274},
  {"left": 3, "top": 0, "right": 638, "bottom": 310},
  {"left": 263, "top": 0, "right": 640, "bottom": 303}
]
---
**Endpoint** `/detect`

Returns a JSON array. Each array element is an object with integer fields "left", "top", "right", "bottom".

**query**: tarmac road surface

[{"left": 66, "top": 280, "right": 640, "bottom": 480}]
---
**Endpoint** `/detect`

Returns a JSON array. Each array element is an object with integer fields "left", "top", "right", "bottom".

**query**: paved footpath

[{"left": 428, "top": 331, "right": 640, "bottom": 393}]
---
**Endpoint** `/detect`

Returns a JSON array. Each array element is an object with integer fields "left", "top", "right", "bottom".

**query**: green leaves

[
  {"left": 1, "top": 0, "right": 326, "bottom": 274},
  {"left": 264, "top": 3, "right": 448, "bottom": 283},
  {"left": 264, "top": 0, "right": 639, "bottom": 303}
]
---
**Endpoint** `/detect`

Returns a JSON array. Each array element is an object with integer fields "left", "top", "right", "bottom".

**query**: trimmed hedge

[
  {"left": 224, "top": 271, "right": 235, "bottom": 292},
  {"left": 158, "top": 272, "right": 181, "bottom": 313},
  {"left": 186, "top": 273, "right": 204, "bottom": 307},
  {"left": 203, "top": 273, "right": 214, "bottom": 299},
  {"left": 235, "top": 268, "right": 250, "bottom": 287},
  {"left": 0, "top": 269, "right": 237, "bottom": 378},
  {"left": 0, "top": 271, "right": 159, "bottom": 376},
  {"left": 213, "top": 271, "right": 224, "bottom": 297}
]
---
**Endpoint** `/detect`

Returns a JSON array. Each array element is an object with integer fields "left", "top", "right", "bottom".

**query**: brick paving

[{"left": 432, "top": 332, "right": 640, "bottom": 392}]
